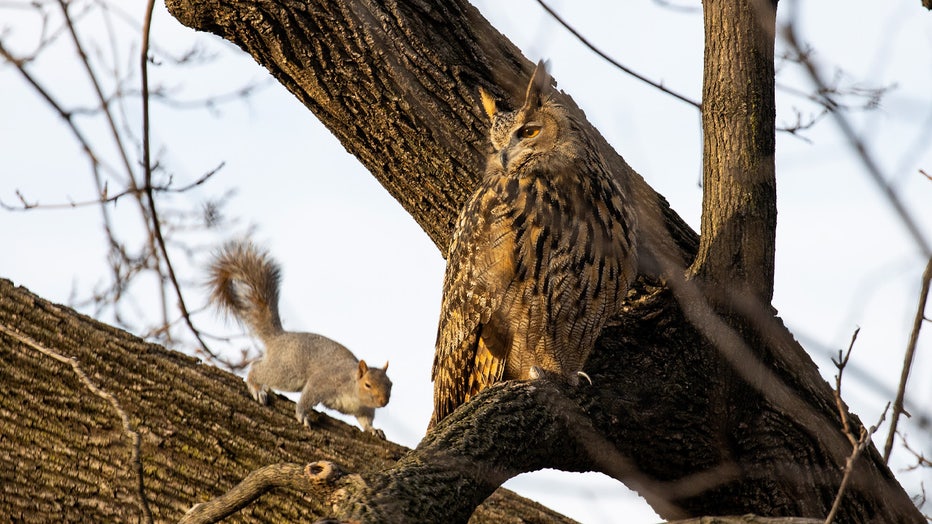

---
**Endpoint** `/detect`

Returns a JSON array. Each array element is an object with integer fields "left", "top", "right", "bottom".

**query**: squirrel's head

[{"left": 357, "top": 360, "right": 392, "bottom": 407}]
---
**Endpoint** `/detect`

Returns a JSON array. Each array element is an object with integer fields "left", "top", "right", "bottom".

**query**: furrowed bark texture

[
  {"left": 694, "top": 0, "right": 778, "bottom": 303},
  {"left": 159, "top": 0, "right": 919, "bottom": 521},
  {"left": 0, "top": 278, "right": 574, "bottom": 524}
]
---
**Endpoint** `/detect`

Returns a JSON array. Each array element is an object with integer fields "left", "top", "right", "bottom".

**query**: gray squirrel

[{"left": 207, "top": 240, "right": 392, "bottom": 438}]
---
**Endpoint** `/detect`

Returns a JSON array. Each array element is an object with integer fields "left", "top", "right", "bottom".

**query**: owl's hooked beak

[{"left": 498, "top": 148, "right": 510, "bottom": 169}]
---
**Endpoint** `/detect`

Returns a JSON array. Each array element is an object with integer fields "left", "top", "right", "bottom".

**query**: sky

[{"left": 1, "top": 0, "right": 931, "bottom": 522}]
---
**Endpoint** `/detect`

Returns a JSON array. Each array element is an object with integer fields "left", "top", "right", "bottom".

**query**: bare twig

[
  {"left": 57, "top": 0, "right": 144, "bottom": 198},
  {"left": 831, "top": 328, "right": 861, "bottom": 446},
  {"left": 782, "top": 21, "right": 931, "bottom": 257},
  {"left": 899, "top": 433, "right": 932, "bottom": 472},
  {"left": 825, "top": 328, "right": 890, "bottom": 524},
  {"left": 0, "top": 40, "right": 109, "bottom": 177},
  {"left": 824, "top": 403, "right": 890, "bottom": 524},
  {"left": 0, "top": 36, "right": 127, "bottom": 296},
  {"left": 0, "top": 323, "right": 153, "bottom": 524},
  {"left": 883, "top": 256, "right": 932, "bottom": 462},
  {"left": 534, "top": 0, "right": 702, "bottom": 110},
  {"left": 0, "top": 164, "right": 224, "bottom": 211},
  {"left": 139, "top": 0, "right": 216, "bottom": 359}
]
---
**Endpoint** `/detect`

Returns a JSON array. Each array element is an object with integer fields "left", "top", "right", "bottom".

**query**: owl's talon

[{"left": 577, "top": 371, "right": 592, "bottom": 385}]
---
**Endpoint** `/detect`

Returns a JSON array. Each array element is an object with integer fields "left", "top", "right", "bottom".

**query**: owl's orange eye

[{"left": 518, "top": 125, "right": 541, "bottom": 139}]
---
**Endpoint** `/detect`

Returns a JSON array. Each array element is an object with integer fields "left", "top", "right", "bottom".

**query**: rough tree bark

[
  {"left": 0, "top": 0, "right": 923, "bottom": 523},
  {"left": 0, "top": 278, "right": 572, "bottom": 523},
  {"left": 693, "top": 0, "right": 777, "bottom": 304}
]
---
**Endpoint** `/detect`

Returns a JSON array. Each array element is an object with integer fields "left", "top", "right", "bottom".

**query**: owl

[{"left": 429, "top": 61, "right": 638, "bottom": 427}]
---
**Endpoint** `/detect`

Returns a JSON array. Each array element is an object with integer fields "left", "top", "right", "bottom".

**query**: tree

[
  {"left": 160, "top": 2, "right": 919, "bottom": 520},
  {"left": 0, "top": 0, "right": 928, "bottom": 522}
]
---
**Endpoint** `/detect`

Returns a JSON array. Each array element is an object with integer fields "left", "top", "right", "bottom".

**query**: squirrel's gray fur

[{"left": 207, "top": 240, "right": 392, "bottom": 438}]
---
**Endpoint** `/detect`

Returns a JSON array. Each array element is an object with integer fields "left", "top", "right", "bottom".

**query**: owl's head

[{"left": 479, "top": 61, "right": 577, "bottom": 174}]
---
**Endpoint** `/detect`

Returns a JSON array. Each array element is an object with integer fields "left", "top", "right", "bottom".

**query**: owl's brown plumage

[{"left": 430, "top": 61, "right": 638, "bottom": 427}]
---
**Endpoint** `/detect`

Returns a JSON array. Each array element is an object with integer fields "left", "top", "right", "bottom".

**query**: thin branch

[
  {"left": 0, "top": 39, "right": 106, "bottom": 175},
  {"left": 534, "top": 0, "right": 702, "bottom": 110},
  {"left": 825, "top": 328, "right": 890, "bottom": 524},
  {"left": 0, "top": 323, "right": 153, "bottom": 524},
  {"left": 883, "top": 255, "right": 932, "bottom": 462},
  {"left": 825, "top": 403, "right": 890, "bottom": 524},
  {"left": 143, "top": 78, "right": 272, "bottom": 111},
  {"left": 831, "top": 328, "right": 861, "bottom": 447},
  {"left": 57, "top": 0, "right": 142, "bottom": 195},
  {"left": 782, "top": 21, "right": 931, "bottom": 257},
  {"left": 139, "top": 0, "right": 216, "bottom": 359},
  {"left": 53, "top": 0, "right": 161, "bottom": 332},
  {"left": 0, "top": 164, "right": 224, "bottom": 211},
  {"left": 0, "top": 36, "right": 126, "bottom": 292}
]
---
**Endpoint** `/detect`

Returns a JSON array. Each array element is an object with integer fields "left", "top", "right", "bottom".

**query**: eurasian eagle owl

[{"left": 430, "top": 61, "right": 637, "bottom": 427}]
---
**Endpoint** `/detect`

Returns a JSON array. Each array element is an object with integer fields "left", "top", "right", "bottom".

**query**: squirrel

[{"left": 207, "top": 240, "right": 392, "bottom": 438}]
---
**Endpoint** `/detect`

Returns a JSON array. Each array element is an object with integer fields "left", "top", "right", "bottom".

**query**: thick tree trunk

[
  {"left": 0, "top": 278, "right": 573, "bottom": 523},
  {"left": 693, "top": 0, "right": 778, "bottom": 304}
]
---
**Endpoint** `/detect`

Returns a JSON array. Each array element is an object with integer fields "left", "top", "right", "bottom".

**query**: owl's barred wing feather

[{"left": 431, "top": 182, "right": 515, "bottom": 425}]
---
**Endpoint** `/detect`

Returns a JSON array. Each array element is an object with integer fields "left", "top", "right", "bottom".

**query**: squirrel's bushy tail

[{"left": 208, "top": 240, "right": 284, "bottom": 339}]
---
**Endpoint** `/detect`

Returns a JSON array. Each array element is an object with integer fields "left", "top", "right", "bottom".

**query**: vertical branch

[
  {"left": 693, "top": 0, "right": 777, "bottom": 303},
  {"left": 825, "top": 329, "right": 889, "bottom": 524},
  {"left": 883, "top": 256, "right": 932, "bottom": 461},
  {"left": 139, "top": 0, "right": 214, "bottom": 357}
]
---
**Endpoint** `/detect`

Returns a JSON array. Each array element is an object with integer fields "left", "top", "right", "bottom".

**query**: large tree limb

[
  {"left": 0, "top": 278, "right": 573, "bottom": 523},
  {"left": 162, "top": 0, "right": 923, "bottom": 521}
]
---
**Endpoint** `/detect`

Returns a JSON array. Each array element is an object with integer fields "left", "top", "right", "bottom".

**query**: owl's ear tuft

[
  {"left": 522, "top": 59, "right": 551, "bottom": 110},
  {"left": 478, "top": 87, "right": 498, "bottom": 121}
]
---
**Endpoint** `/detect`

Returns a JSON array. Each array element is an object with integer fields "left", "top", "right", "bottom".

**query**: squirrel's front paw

[{"left": 254, "top": 389, "right": 269, "bottom": 405}]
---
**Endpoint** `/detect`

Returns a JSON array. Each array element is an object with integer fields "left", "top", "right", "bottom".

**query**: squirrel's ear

[
  {"left": 358, "top": 360, "right": 369, "bottom": 378},
  {"left": 382, "top": 361, "right": 389, "bottom": 372}
]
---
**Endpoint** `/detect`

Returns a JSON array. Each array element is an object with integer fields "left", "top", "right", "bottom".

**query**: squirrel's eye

[{"left": 518, "top": 125, "right": 541, "bottom": 139}]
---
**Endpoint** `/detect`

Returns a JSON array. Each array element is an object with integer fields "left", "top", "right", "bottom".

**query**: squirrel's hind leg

[
  {"left": 296, "top": 385, "right": 323, "bottom": 428},
  {"left": 246, "top": 367, "right": 270, "bottom": 405}
]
